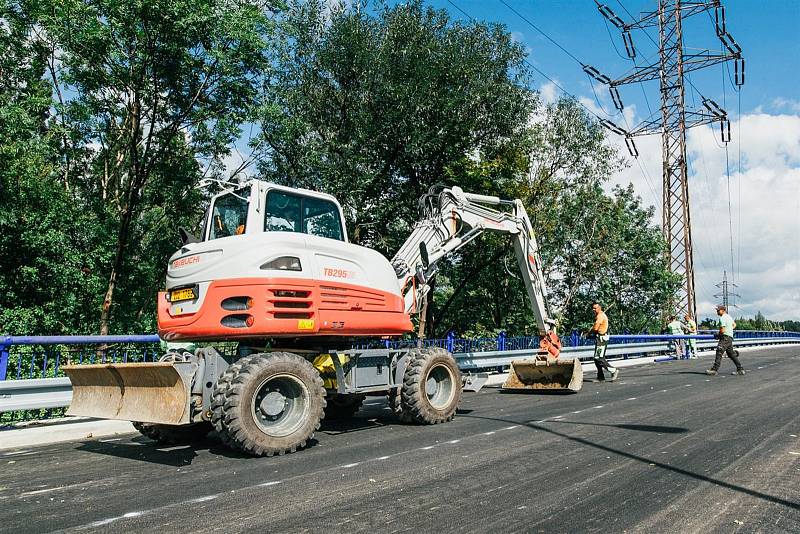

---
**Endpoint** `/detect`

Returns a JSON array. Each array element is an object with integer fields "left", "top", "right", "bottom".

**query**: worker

[
  {"left": 683, "top": 313, "right": 698, "bottom": 359},
  {"left": 666, "top": 315, "right": 685, "bottom": 359},
  {"left": 706, "top": 305, "right": 745, "bottom": 376},
  {"left": 590, "top": 302, "right": 618, "bottom": 382}
]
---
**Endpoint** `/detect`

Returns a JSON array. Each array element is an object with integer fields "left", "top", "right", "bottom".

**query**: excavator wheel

[
  {"left": 212, "top": 352, "right": 326, "bottom": 456},
  {"left": 400, "top": 348, "right": 462, "bottom": 424},
  {"left": 324, "top": 394, "right": 366, "bottom": 420},
  {"left": 388, "top": 387, "right": 414, "bottom": 423},
  {"left": 210, "top": 355, "right": 259, "bottom": 447},
  {"left": 133, "top": 421, "right": 212, "bottom": 445}
]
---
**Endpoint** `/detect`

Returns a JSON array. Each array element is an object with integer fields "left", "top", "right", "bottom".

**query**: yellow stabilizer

[
  {"left": 502, "top": 357, "right": 583, "bottom": 392},
  {"left": 63, "top": 362, "right": 194, "bottom": 425}
]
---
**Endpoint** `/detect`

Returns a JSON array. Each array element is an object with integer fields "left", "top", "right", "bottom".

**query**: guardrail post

[
  {"left": 0, "top": 336, "right": 10, "bottom": 381},
  {"left": 570, "top": 330, "right": 579, "bottom": 347},
  {"left": 446, "top": 331, "right": 455, "bottom": 353},
  {"left": 497, "top": 331, "right": 506, "bottom": 351}
]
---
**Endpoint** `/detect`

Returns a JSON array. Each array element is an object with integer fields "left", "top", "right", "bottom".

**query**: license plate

[{"left": 169, "top": 287, "right": 197, "bottom": 302}]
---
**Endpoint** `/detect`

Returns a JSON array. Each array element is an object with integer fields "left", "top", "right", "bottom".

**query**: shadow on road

[
  {"left": 74, "top": 434, "right": 305, "bottom": 465},
  {"left": 545, "top": 421, "right": 689, "bottom": 434},
  {"left": 499, "top": 389, "right": 576, "bottom": 395},
  {"left": 461, "top": 413, "right": 799, "bottom": 511}
]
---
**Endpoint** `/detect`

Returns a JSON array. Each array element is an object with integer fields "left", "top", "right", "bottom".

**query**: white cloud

[
  {"left": 608, "top": 112, "right": 800, "bottom": 321},
  {"left": 539, "top": 81, "right": 559, "bottom": 105},
  {"left": 772, "top": 97, "right": 800, "bottom": 114}
]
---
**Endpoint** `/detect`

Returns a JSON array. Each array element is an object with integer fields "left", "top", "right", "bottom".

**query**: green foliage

[
  {"left": 256, "top": 0, "right": 534, "bottom": 253},
  {"left": 1, "top": 0, "right": 273, "bottom": 334},
  {"left": 1, "top": 0, "right": 694, "bottom": 341}
]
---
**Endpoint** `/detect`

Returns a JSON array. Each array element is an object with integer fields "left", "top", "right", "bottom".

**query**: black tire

[
  {"left": 212, "top": 352, "right": 326, "bottom": 456},
  {"left": 388, "top": 387, "right": 414, "bottom": 423},
  {"left": 400, "top": 348, "right": 462, "bottom": 424},
  {"left": 210, "top": 355, "right": 259, "bottom": 448},
  {"left": 133, "top": 421, "right": 212, "bottom": 445},
  {"left": 324, "top": 394, "right": 366, "bottom": 420}
]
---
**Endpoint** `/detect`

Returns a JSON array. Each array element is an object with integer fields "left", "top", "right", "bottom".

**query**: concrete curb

[{"left": 0, "top": 418, "right": 136, "bottom": 452}]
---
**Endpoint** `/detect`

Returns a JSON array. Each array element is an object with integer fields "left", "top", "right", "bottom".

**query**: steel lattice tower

[
  {"left": 589, "top": 0, "right": 744, "bottom": 318},
  {"left": 659, "top": 0, "right": 694, "bottom": 317}
]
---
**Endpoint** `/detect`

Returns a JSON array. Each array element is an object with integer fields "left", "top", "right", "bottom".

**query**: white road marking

[
  {"left": 2, "top": 450, "right": 31, "bottom": 456},
  {"left": 189, "top": 494, "right": 220, "bottom": 502},
  {"left": 376, "top": 455, "right": 391, "bottom": 460},
  {"left": 447, "top": 440, "right": 460, "bottom": 444},
  {"left": 789, "top": 452, "right": 800, "bottom": 456},
  {"left": 483, "top": 431, "right": 496, "bottom": 435},
  {"left": 99, "top": 438, "right": 123, "bottom": 443},
  {"left": 594, "top": 405, "right": 604, "bottom": 409},
  {"left": 257, "top": 481, "right": 281, "bottom": 487},
  {"left": 341, "top": 463, "right": 360, "bottom": 468},
  {"left": 420, "top": 446, "right": 435, "bottom": 450},
  {"left": 502, "top": 426, "right": 520, "bottom": 430},
  {"left": 572, "top": 410, "right": 583, "bottom": 414},
  {"left": 627, "top": 397, "right": 637, "bottom": 401}
]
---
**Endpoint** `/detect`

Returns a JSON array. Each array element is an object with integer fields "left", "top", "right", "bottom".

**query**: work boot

[
  {"left": 596, "top": 374, "right": 606, "bottom": 382},
  {"left": 705, "top": 369, "right": 718, "bottom": 376},
  {"left": 609, "top": 368, "right": 620, "bottom": 382},
  {"left": 731, "top": 369, "right": 746, "bottom": 376}
]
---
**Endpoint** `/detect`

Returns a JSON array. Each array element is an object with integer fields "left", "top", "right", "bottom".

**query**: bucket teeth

[{"left": 502, "top": 357, "right": 583, "bottom": 392}]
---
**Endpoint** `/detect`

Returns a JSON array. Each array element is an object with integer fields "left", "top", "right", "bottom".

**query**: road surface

[{"left": 1, "top": 345, "right": 798, "bottom": 533}]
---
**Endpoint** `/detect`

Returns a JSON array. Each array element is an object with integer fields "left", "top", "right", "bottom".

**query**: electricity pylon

[{"left": 588, "top": 0, "right": 744, "bottom": 318}]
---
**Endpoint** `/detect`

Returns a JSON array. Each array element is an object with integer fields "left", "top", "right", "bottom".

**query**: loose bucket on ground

[
  {"left": 63, "top": 362, "right": 194, "bottom": 425},
  {"left": 502, "top": 357, "right": 583, "bottom": 392}
]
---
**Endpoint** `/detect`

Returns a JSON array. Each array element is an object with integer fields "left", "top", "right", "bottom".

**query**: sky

[{"left": 417, "top": 0, "right": 800, "bottom": 321}]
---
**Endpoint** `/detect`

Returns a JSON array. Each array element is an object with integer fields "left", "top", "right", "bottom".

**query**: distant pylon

[{"left": 714, "top": 270, "right": 740, "bottom": 309}]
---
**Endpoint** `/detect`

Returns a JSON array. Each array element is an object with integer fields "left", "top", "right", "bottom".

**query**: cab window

[
  {"left": 265, "top": 191, "right": 344, "bottom": 241},
  {"left": 208, "top": 189, "right": 249, "bottom": 240}
]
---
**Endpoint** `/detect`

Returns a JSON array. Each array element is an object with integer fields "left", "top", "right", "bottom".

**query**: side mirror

[
  {"left": 179, "top": 227, "right": 201, "bottom": 245},
  {"left": 419, "top": 242, "right": 429, "bottom": 270}
]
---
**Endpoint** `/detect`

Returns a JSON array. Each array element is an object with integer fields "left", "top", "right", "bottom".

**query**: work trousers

[
  {"left": 672, "top": 339, "right": 685, "bottom": 359},
  {"left": 593, "top": 335, "right": 613, "bottom": 379},
  {"left": 686, "top": 338, "right": 697, "bottom": 357},
  {"left": 712, "top": 335, "right": 743, "bottom": 371}
]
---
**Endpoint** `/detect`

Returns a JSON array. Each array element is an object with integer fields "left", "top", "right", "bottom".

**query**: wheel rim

[
  {"left": 251, "top": 374, "right": 310, "bottom": 437},
  {"left": 424, "top": 364, "right": 455, "bottom": 410}
]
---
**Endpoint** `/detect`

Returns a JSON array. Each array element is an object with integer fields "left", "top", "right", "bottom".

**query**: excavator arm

[
  {"left": 392, "top": 186, "right": 556, "bottom": 339},
  {"left": 391, "top": 186, "right": 580, "bottom": 391}
]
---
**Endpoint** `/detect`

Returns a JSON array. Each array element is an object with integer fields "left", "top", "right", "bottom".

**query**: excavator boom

[{"left": 391, "top": 186, "right": 582, "bottom": 391}]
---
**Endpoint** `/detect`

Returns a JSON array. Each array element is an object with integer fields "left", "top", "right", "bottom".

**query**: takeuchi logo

[{"left": 173, "top": 255, "right": 200, "bottom": 268}]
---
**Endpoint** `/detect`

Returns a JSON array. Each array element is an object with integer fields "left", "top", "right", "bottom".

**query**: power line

[
  {"left": 496, "top": 0, "right": 585, "bottom": 66},
  {"left": 484, "top": 0, "right": 662, "bottom": 207}
]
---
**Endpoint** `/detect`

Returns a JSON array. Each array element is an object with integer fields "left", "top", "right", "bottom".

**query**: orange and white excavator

[{"left": 64, "top": 181, "right": 582, "bottom": 456}]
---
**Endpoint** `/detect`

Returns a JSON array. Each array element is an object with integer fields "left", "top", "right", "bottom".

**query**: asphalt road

[{"left": 1, "top": 346, "right": 799, "bottom": 533}]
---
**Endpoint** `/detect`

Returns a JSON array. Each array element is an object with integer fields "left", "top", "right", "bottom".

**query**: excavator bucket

[
  {"left": 502, "top": 357, "right": 583, "bottom": 392},
  {"left": 63, "top": 362, "right": 195, "bottom": 425}
]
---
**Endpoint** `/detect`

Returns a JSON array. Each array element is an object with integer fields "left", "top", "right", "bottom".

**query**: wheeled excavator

[{"left": 64, "top": 181, "right": 582, "bottom": 456}]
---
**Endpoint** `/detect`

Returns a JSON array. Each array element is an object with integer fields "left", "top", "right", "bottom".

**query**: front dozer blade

[
  {"left": 502, "top": 357, "right": 583, "bottom": 392},
  {"left": 63, "top": 362, "right": 195, "bottom": 425}
]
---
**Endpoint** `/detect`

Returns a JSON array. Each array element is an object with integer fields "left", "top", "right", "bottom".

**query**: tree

[
  {"left": 27, "top": 0, "right": 274, "bottom": 333},
  {"left": 255, "top": 0, "right": 534, "bottom": 254},
  {"left": 0, "top": 2, "right": 105, "bottom": 334}
]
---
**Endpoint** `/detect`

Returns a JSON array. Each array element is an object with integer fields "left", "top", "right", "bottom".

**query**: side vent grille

[{"left": 268, "top": 287, "right": 314, "bottom": 319}]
